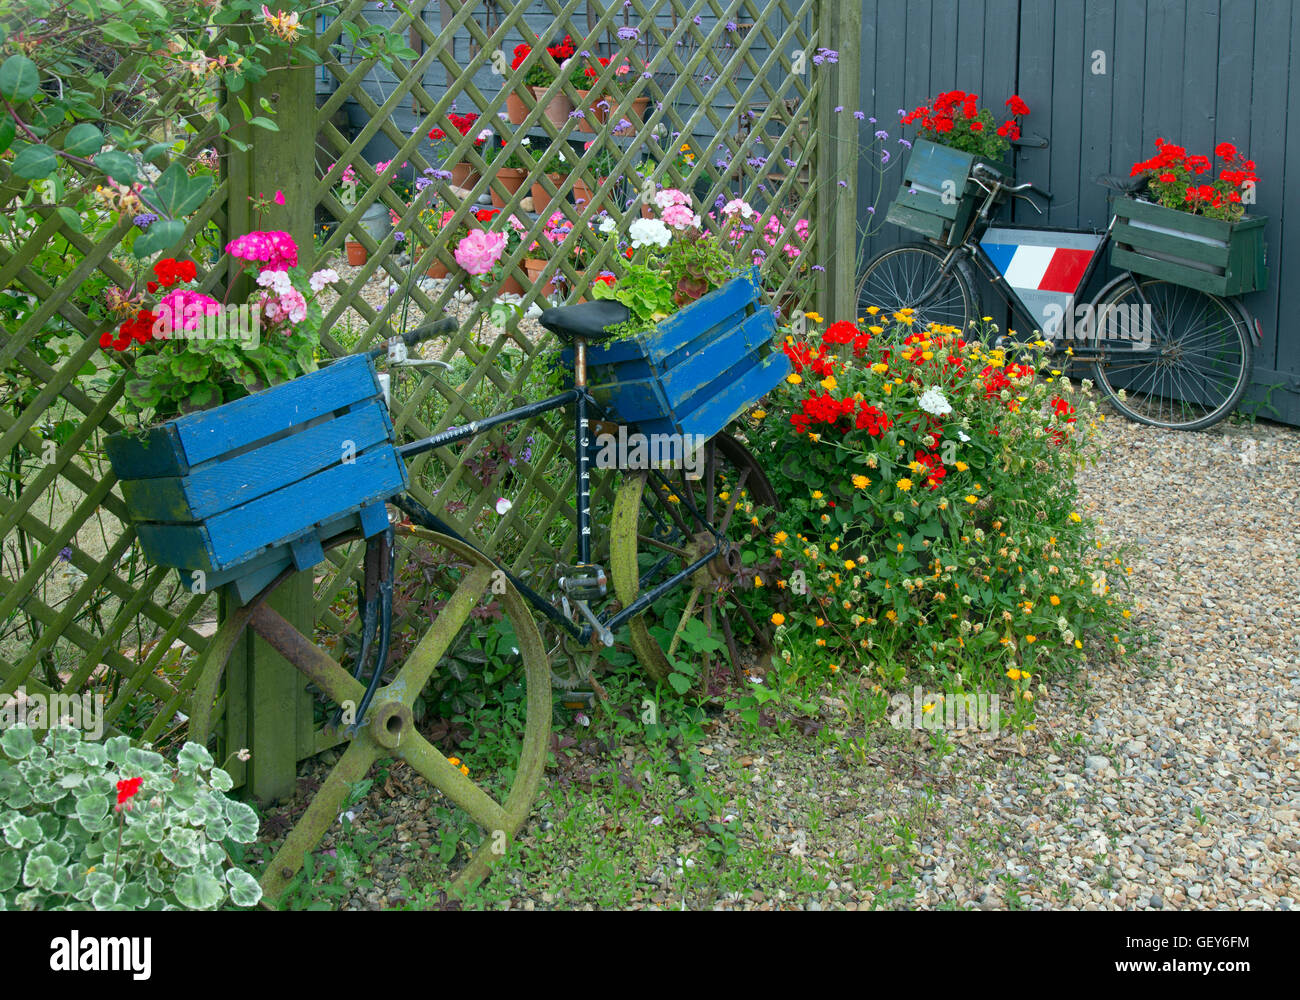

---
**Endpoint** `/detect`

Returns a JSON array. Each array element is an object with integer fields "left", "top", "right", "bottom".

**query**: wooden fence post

[
  {"left": 813, "top": 0, "right": 862, "bottom": 322},
  {"left": 220, "top": 34, "right": 320, "bottom": 804}
]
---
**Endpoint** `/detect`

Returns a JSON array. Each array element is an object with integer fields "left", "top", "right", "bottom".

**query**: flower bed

[{"left": 740, "top": 311, "right": 1136, "bottom": 712}]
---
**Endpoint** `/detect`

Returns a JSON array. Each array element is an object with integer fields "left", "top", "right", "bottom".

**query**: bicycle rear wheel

[
  {"left": 857, "top": 241, "right": 977, "bottom": 330},
  {"left": 1089, "top": 278, "right": 1253, "bottom": 430},
  {"left": 609, "top": 432, "right": 778, "bottom": 688}
]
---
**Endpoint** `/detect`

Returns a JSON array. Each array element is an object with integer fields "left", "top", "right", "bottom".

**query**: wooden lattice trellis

[{"left": 0, "top": 0, "right": 859, "bottom": 796}]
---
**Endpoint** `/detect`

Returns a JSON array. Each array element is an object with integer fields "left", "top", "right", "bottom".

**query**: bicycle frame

[
  {"left": 389, "top": 349, "right": 735, "bottom": 649},
  {"left": 917, "top": 181, "right": 1165, "bottom": 362}
]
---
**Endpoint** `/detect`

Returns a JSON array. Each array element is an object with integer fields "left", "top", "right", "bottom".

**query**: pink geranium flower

[
  {"left": 225, "top": 230, "right": 299, "bottom": 271},
  {"left": 454, "top": 230, "right": 507, "bottom": 275},
  {"left": 155, "top": 290, "right": 221, "bottom": 335}
]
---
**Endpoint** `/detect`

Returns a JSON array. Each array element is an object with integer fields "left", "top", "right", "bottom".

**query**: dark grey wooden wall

[{"left": 856, "top": 0, "right": 1300, "bottom": 425}]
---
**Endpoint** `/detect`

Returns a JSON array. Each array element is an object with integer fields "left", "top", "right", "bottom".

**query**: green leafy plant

[
  {"left": 0, "top": 725, "right": 262, "bottom": 910},
  {"left": 0, "top": 1, "right": 415, "bottom": 259}
]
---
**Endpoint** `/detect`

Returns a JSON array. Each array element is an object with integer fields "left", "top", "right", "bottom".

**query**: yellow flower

[
  {"left": 1025, "top": 634, "right": 1037, "bottom": 644},
  {"left": 819, "top": 375, "right": 837, "bottom": 391},
  {"left": 666, "top": 493, "right": 680, "bottom": 503},
  {"left": 895, "top": 543, "right": 904, "bottom": 552},
  {"left": 852, "top": 474, "right": 870, "bottom": 489},
  {"left": 1049, "top": 595, "right": 1060, "bottom": 606},
  {"left": 829, "top": 663, "right": 839, "bottom": 672},
  {"left": 955, "top": 461, "right": 968, "bottom": 472},
  {"left": 805, "top": 311, "right": 824, "bottom": 323},
  {"left": 885, "top": 609, "right": 897, "bottom": 621},
  {"left": 812, "top": 490, "right": 823, "bottom": 499},
  {"left": 1069, "top": 512, "right": 1082, "bottom": 522},
  {"left": 770, "top": 612, "right": 785, "bottom": 626},
  {"left": 964, "top": 495, "right": 977, "bottom": 504},
  {"left": 750, "top": 409, "right": 767, "bottom": 420},
  {"left": 921, "top": 702, "right": 935, "bottom": 714},
  {"left": 754, "top": 575, "right": 763, "bottom": 587},
  {"left": 866, "top": 306, "right": 880, "bottom": 315},
  {"left": 787, "top": 372, "right": 802, "bottom": 384},
  {"left": 448, "top": 756, "right": 461, "bottom": 766},
  {"left": 896, "top": 477, "right": 913, "bottom": 492},
  {"left": 868, "top": 326, "right": 884, "bottom": 336},
  {"left": 460, "top": 764, "right": 469, "bottom": 776},
  {"left": 844, "top": 560, "right": 854, "bottom": 570},
  {"left": 830, "top": 542, "right": 839, "bottom": 551},
  {"left": 1006, "top": 668, "right": 1023, "bottom": 680},
  {"left": 718, "top": 491, "right": 730, "bottom": 501},
  {"left": 773, "top": 530, "right": 788, "bottom": 544},
  {"left": 809, "top": 432, "right": 821, "bottom": 443},
  {"left": 1074, "top": 639, "right": 1083, "bottom": 649}
]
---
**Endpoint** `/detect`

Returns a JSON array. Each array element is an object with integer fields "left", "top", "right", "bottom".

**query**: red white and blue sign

[{"left": 980, "top": 228, "right": 1106, "bottom": 337}]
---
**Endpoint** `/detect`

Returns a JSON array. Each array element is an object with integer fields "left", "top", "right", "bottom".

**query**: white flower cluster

[
  {"left": 628, "top": 217, "right": 672, "bottom": 249},
  {"left": 918, "top": 386, "right": 953, "bottom": 417}
]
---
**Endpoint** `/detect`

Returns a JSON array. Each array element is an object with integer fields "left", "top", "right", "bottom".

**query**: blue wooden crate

[
  {"left": 105, "top": 354, "right": 407, "bottom": 603},
  {"left": 559, "top": 267, "right": 790, "bottom": 442}
]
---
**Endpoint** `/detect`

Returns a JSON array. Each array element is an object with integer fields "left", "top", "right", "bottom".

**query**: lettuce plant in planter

[{"left": 0, "top": 725, "right": 262, "bottom": 910}]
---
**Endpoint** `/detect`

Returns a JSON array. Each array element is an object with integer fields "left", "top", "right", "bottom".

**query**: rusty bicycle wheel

[
  {"left": 608, "top": 432, "right": 779, "bottom": 686},
  {"left": 186, "top": 526, "right": 550, "bottom": 905}
]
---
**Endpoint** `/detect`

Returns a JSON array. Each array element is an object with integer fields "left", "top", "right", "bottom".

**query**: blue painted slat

[
  {"left": 658, "top": 310, "right": 777, "bottom": 413},
  {"left": 118, "top": 402, "right": 396, "bottom": 523},
  {"left": 104, "top": 423, "right": 187, "bottom": 480},
  {"left": 170, "top": 354, "right": 380, "bottom": 467},
  {"left": 638, "top": 351, "right": 793, "bottom": 443},
  {"left": 205, "top": 447, "right": 405, "bottom": 568}
]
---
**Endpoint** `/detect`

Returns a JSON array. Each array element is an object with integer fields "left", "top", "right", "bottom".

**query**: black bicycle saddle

[
  {"left": 539, "top": 300, "right": 632, "bottom": 341},
  {"left": 1095, "top": 173, "right": 1149, "bottom": 194}
]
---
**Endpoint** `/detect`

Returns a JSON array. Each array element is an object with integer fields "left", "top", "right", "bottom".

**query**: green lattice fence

[{"left": 0, "top": 0, "right": 858, "bottom": 796}]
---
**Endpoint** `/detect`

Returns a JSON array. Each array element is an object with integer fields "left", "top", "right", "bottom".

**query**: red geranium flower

[{"left": 116, "top": 776, "right": 143, "bottom": 807}]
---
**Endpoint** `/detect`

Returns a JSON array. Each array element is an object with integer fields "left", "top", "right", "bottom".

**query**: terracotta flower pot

[
  {"left": 530, "top": 86, "right": 572, "bottom": 128},
  {"left": 449, "top": 161, "right": 480, "bottom": 188},
  {"left": 426, "top": 258, "right": 449, "bottom": 279},
  {"left": 498, "top": 272, "right": 525, "bottom": 296},
  {"left": 505, "top": 89, "right": 529, "bottom": 125},
  {"left": 640, "top": 203, "right": 655, "bottom": 220},
  {"left": 490, "top": 166, "right": 529, "bottom": 209},
  {"left": 575, "top": 89, "right": 599, "bottom": 133},
  {"left": 572, "top": 176, "right": 598, "bottom": 209},
  {"left": 346, "top": 240, "right": 367, "bottom": 266},
  {"left": 531, "top": 172, "right": 566, "bottom": 213},
  {"left": 524, "top": 257, "right": 556, "bottom": 297}
]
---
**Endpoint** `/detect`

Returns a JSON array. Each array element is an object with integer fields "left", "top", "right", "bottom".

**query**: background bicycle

[{"left": 859, "top": 144, "right": 1267, "bottom": 431}]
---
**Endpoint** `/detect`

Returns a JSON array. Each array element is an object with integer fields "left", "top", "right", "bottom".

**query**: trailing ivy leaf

[
  {"left": 0, "top": 117, "right": 14, "bottom": 156},
  {"left": 133, "top": 218, "right": 185, "bottom": 258},
  {"left": 0, "top": 55, "right": 39, "bottom": 103},
  {"left": 10, "top": 143, "right": 57, "bottom": 180},
  {"left": 93, "top": 149, "right": 137, "bottom": 185},
  {"left": 248, "top": 116, "right": 279, "bottom": 131},
  {"left": 150, "top": 164, "right": 211, "bottom": 217},
  {"left": 142, "top": 141, "right": 169, "bottom": 162},
  {"left": 61, "top": 122, "right": 103, "bottom": 157}
]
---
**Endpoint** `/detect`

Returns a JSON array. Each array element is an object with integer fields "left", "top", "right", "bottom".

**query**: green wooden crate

[
  {"left": 1109, "top": 197, "right": 1268, "bottom": 296},
  {"left": 885, "top": 138, "right": 1004, "bottom": 246}
]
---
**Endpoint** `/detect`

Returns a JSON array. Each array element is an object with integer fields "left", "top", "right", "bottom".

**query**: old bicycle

[
  {"left": 858, "top": 158, "right": 1266, "bottom": 430},
  {"left": 107, "top": 268, "right": 790, "bottom": 902}
]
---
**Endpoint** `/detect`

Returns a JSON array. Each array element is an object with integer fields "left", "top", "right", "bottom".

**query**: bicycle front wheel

[
  {"left": 1089, "top": 278, "right": 1253, "bottom": 430},
  {"left": 857, "top": 241, "right": 976, "bottom": 331}
]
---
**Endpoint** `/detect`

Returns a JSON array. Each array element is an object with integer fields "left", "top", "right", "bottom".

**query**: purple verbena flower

[
  {"left": 618, "top": 26, "right": 639, "bottom": 40},
  {"left": 874, "top": 130, "right": 889, "bottom": 140},
  {"left": 898, "top": 138, "right": 912, "bottom": 150},
  {"left": 853, "top": 111, "right": 866, "bottom": 120}
]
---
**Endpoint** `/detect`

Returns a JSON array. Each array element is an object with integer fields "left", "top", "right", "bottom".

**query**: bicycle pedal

[{"left": 557, "top": 562, "right": 607, "bottom": 601}]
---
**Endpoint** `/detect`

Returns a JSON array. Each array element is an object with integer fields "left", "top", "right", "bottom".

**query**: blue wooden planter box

[
  {"left": 105, "top": 354, "right": 407, "bottom": 604},
  {"left": 560, "top": 267, "right": 789, "bottom": 442}
]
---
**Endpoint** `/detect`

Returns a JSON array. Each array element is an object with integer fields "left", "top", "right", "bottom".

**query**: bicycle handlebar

[{"left": 400, "top": 317, "right": 458, "bottom": 346}]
